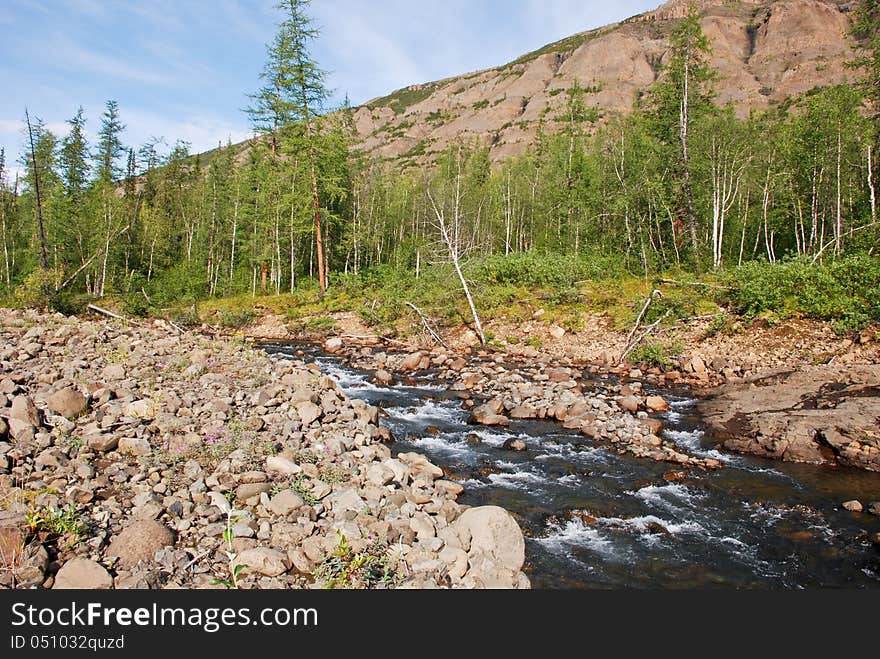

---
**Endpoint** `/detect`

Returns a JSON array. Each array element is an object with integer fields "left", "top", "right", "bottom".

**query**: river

[{"left": 264, "top": 343, "right": 880, "bottom": 588}]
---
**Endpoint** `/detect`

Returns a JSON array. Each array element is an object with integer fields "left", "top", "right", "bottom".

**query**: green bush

[{"left": 725, "top": 256, "right": 880, "bottom": 332}]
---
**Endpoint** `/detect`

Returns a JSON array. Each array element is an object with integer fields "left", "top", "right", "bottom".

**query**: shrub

[{"left": 313, "top": 533, "right": 398, "bottom": 589}]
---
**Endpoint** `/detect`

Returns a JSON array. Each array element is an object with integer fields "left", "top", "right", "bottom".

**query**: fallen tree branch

[
  {"left": 56, "top": 226, "right": 129, "bottom": 293},
  {"left": 619, "top": 310, "right": 671, "bottom": 364},
  {"left": 405, "top": 301, "right": 449, "bottom": 349},
  {"left": 87, "top": 303, "right": 126, "bottom": 321},
  {"left": 618, "top": 290, "right": 662, "bottom": 364}
]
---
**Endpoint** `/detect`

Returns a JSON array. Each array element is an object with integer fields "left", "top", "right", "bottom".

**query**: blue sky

[{"left": 0, "top": 0, "right": 655, "bottom": 176}]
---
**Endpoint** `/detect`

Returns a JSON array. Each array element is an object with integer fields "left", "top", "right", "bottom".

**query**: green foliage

[
  {"left": 629, "top": 341, "right": 683, "bottom": 368},
  {"left": 724, "top": 256, "right": 880, "bottom": 329},
  {"left": 219, "top": 307, "right": 257, "bottom": 328},
  {"left": 26, "top": 505, "right": 86, "bottom": 544},
  {"left": 313, "top": 532, "right": 398, "bottom": 589}
]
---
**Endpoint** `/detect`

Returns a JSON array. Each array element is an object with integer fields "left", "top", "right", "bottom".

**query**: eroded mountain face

[{"left": 352, "top": 0, "right": 858, "bottom": 165}]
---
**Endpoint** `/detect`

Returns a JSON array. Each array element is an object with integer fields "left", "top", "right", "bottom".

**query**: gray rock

[{"left": 53, "top": 558, "right": 113, "bottom": 589}]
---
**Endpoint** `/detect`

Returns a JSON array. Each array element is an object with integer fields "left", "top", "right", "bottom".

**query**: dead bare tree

[{"left": 425, "top": 146, "right": 485, "bottom": 345}]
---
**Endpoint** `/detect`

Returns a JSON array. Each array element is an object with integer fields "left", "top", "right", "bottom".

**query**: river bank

[
  {"left": 0, "top": 308, "right": 529, "bottom": 590},
  {"left": 239, "top": 307, "right": 880, "bottom": 472}
]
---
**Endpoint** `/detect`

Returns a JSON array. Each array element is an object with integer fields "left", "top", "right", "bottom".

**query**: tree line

[{"left": 1, "top": 1, "right": 878, "bottom": 313}]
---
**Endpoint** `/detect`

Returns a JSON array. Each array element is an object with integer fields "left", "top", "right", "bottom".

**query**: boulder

[
  {"left": 842, "top": 500, "right": 863, "bottom": 512},
  {"left": 502, "top": 438, "right": 527, "bottom": 452},
  {"left": 86, "top": 433, "right": 119, "bottom": 452},
  {"left": 265, "top": 455, "right": 301, "bottom": 476},
  {"left": 10, "top": 395, "right": 40, "bottom": 426},
  {"left": 324, "top": 337, "right": 343, "bottom": 354},
  {"left": 106, "top": 520, "right": 175, "bottom": 568},
  {"left": 399, "top": 352, "right": 423, "bottom": 372},
  {"left": 509, "top": 404, "right": 537, "bottom": 419},
  {"left": 118, "top": 437, "right": 151, "bottom": 456},
  {"left": 645, "top": 395, "right": 670, "bottom": 413},
  {"left": 454, "top": 506, "right": 525, "bottom": 571},
  {"left": 47, "top": 387, "right": 88, "bottom": 419},
  {"left": 373, "top": 369, "right": 394, "bottom": 386},
  {"left": 295, "top": 401, "right": 322, "bottom": 425},
  {"left": 617, "top": 396, "right": 641, "bottom": 414},
  {"left": 53, "top": 558, "right": 113, "bottom": 589},
  {"left": 469, "top": 400, "right": 510, "bottom": 427},
  {"left": 267, "top": 490, "right": 305, "bottom": 517},
  {"left": 235, "top": 482, "right": 273, "bottom": 503}
]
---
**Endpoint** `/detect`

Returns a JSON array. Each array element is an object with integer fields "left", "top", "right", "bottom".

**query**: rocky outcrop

[
  {"left": 0, "top": 308, "right": 529, "bottom": 590},
  {"left": 700, "top": 364, "right": 880, "bottom": 471},
  {"left": 351, "top": 0, "right": 857, "bottom": 164}
]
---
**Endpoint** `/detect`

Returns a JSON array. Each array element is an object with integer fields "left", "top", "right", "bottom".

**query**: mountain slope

[{"left": 351, "top": 0, "right": 858, "bottom": 165}]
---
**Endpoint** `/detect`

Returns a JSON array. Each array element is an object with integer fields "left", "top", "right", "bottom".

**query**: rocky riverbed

[{"left": 0, "top": 309, "right": 529, "bottom": 590}]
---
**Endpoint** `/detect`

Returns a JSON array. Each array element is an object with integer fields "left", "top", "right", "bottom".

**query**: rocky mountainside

[{"left": 352, "top": 0, "right": 859, "bottom": 165}]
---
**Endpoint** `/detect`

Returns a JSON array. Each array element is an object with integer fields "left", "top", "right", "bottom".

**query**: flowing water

[{"left": 265, "top": 344, "right": 880, "bottom": 589}]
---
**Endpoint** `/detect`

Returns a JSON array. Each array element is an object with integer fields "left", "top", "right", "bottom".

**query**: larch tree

[
  {"left": 248, "top": 0, "right": 330, "bottom": 294},
  {"left": 24, "top": 109, "right": 51, "bottom": 272}
]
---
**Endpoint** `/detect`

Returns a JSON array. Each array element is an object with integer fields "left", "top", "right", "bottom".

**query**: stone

[
  {"left": 47, "top": 387, "right": 88, "bottom": 419},
  {"left": 868, "top": 501, "right": 880, "bottom": 517},
  {"left": 617, "top": 396, "right": 641, "bottom": 414},
  {"left": 326, "top": 488, "right": 367, "bottom": 513},
  {"left": 87, "top": 433, "right": 119, "bottom": 452},
  {"left": 118, "top": 437, "right": 151, "bottom": 456},
  {"left": 265, "top": 455, "right": 301, "bottom": 476},
  {"left": 373, "top": 369, "right": 394, "bottom": 386},
  {"left": 645, "top": 395, "right": 670, "bottom": 412},
  {"left": 324, "top": 337, "right": 343, "bottom": 354},
  {"left": 268, "top": 490, "right": 305, "bottom": 517},
  {"left": 10, "top": 395, "right": 40, "bottom": 426},
  {"left": 438, "top": 546, "right": 469, "bottom": 580},
  {"left": 689, "top": 356, "right": 707, "bottom": 374},
  {"left": 549, "top": 325, "right": 566, "bottom": 339},
  {"left": 509, "top": 404, "right": 537, "bottom": 419},
  {"left": 469, "top": 402, "right": 510, "bottom": 427},
  {"left": 107, "top": 520, "right": 175, "bottom": 568},
  {"left": 232, "top": 548, "right": 289, "bottom": 577},
  {"left": 502, "top": 438, "right": 527, "bottom": 452},
  {"left": 7, "top": 418, "right": 35, "bottom": 443},
  {"left": 641, "top": 418, "right": 664, "bottom": 435},
  {"left": 399, "top": 352, "right": 423, "bottom": 372},
  {"left": 53, "top": 558, "right": 113, "bottom": 589},
  {"left": 235, "top": 482, "right": 273, "bottom": 503},
  {"left": 454, "top": 505, "right": 525, "bottom": 572},
  {"left": 125, "top": 399, "right": 156, "bottom": 419},
  {"left": 842, "top": 500, "right": 863, "bottom": 512},
  {"left": 366, "top": 463, "right": 394, "bottom": 486},
  {"left": 295, "top": 401, "right": 322, "bottom": 425},
  {"left": 102, "top": 364, "right": 126, "bottom": 380}
]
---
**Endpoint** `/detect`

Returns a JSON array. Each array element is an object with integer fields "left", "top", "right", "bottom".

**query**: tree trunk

[
  {"left": 869, "top": 145, "right": 876, "bottom": 226},
  {"left": 679, "top": 55, "right": 701, "bottom": 273},
  {"left": 25, "top": 109, "right": 49, "bottom": 271}
]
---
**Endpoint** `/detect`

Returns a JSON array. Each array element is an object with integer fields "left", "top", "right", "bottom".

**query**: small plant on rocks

[
  {"left": 313, "top": 532, "right": 398, "bottom": 589},
  {"left": 26, "top": 505, "right": 86, "bottom": 547}
]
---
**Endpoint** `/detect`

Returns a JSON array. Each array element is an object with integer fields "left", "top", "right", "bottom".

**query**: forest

[{"left": 1, "top": 1, "right": 879, "bottom": 341}]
